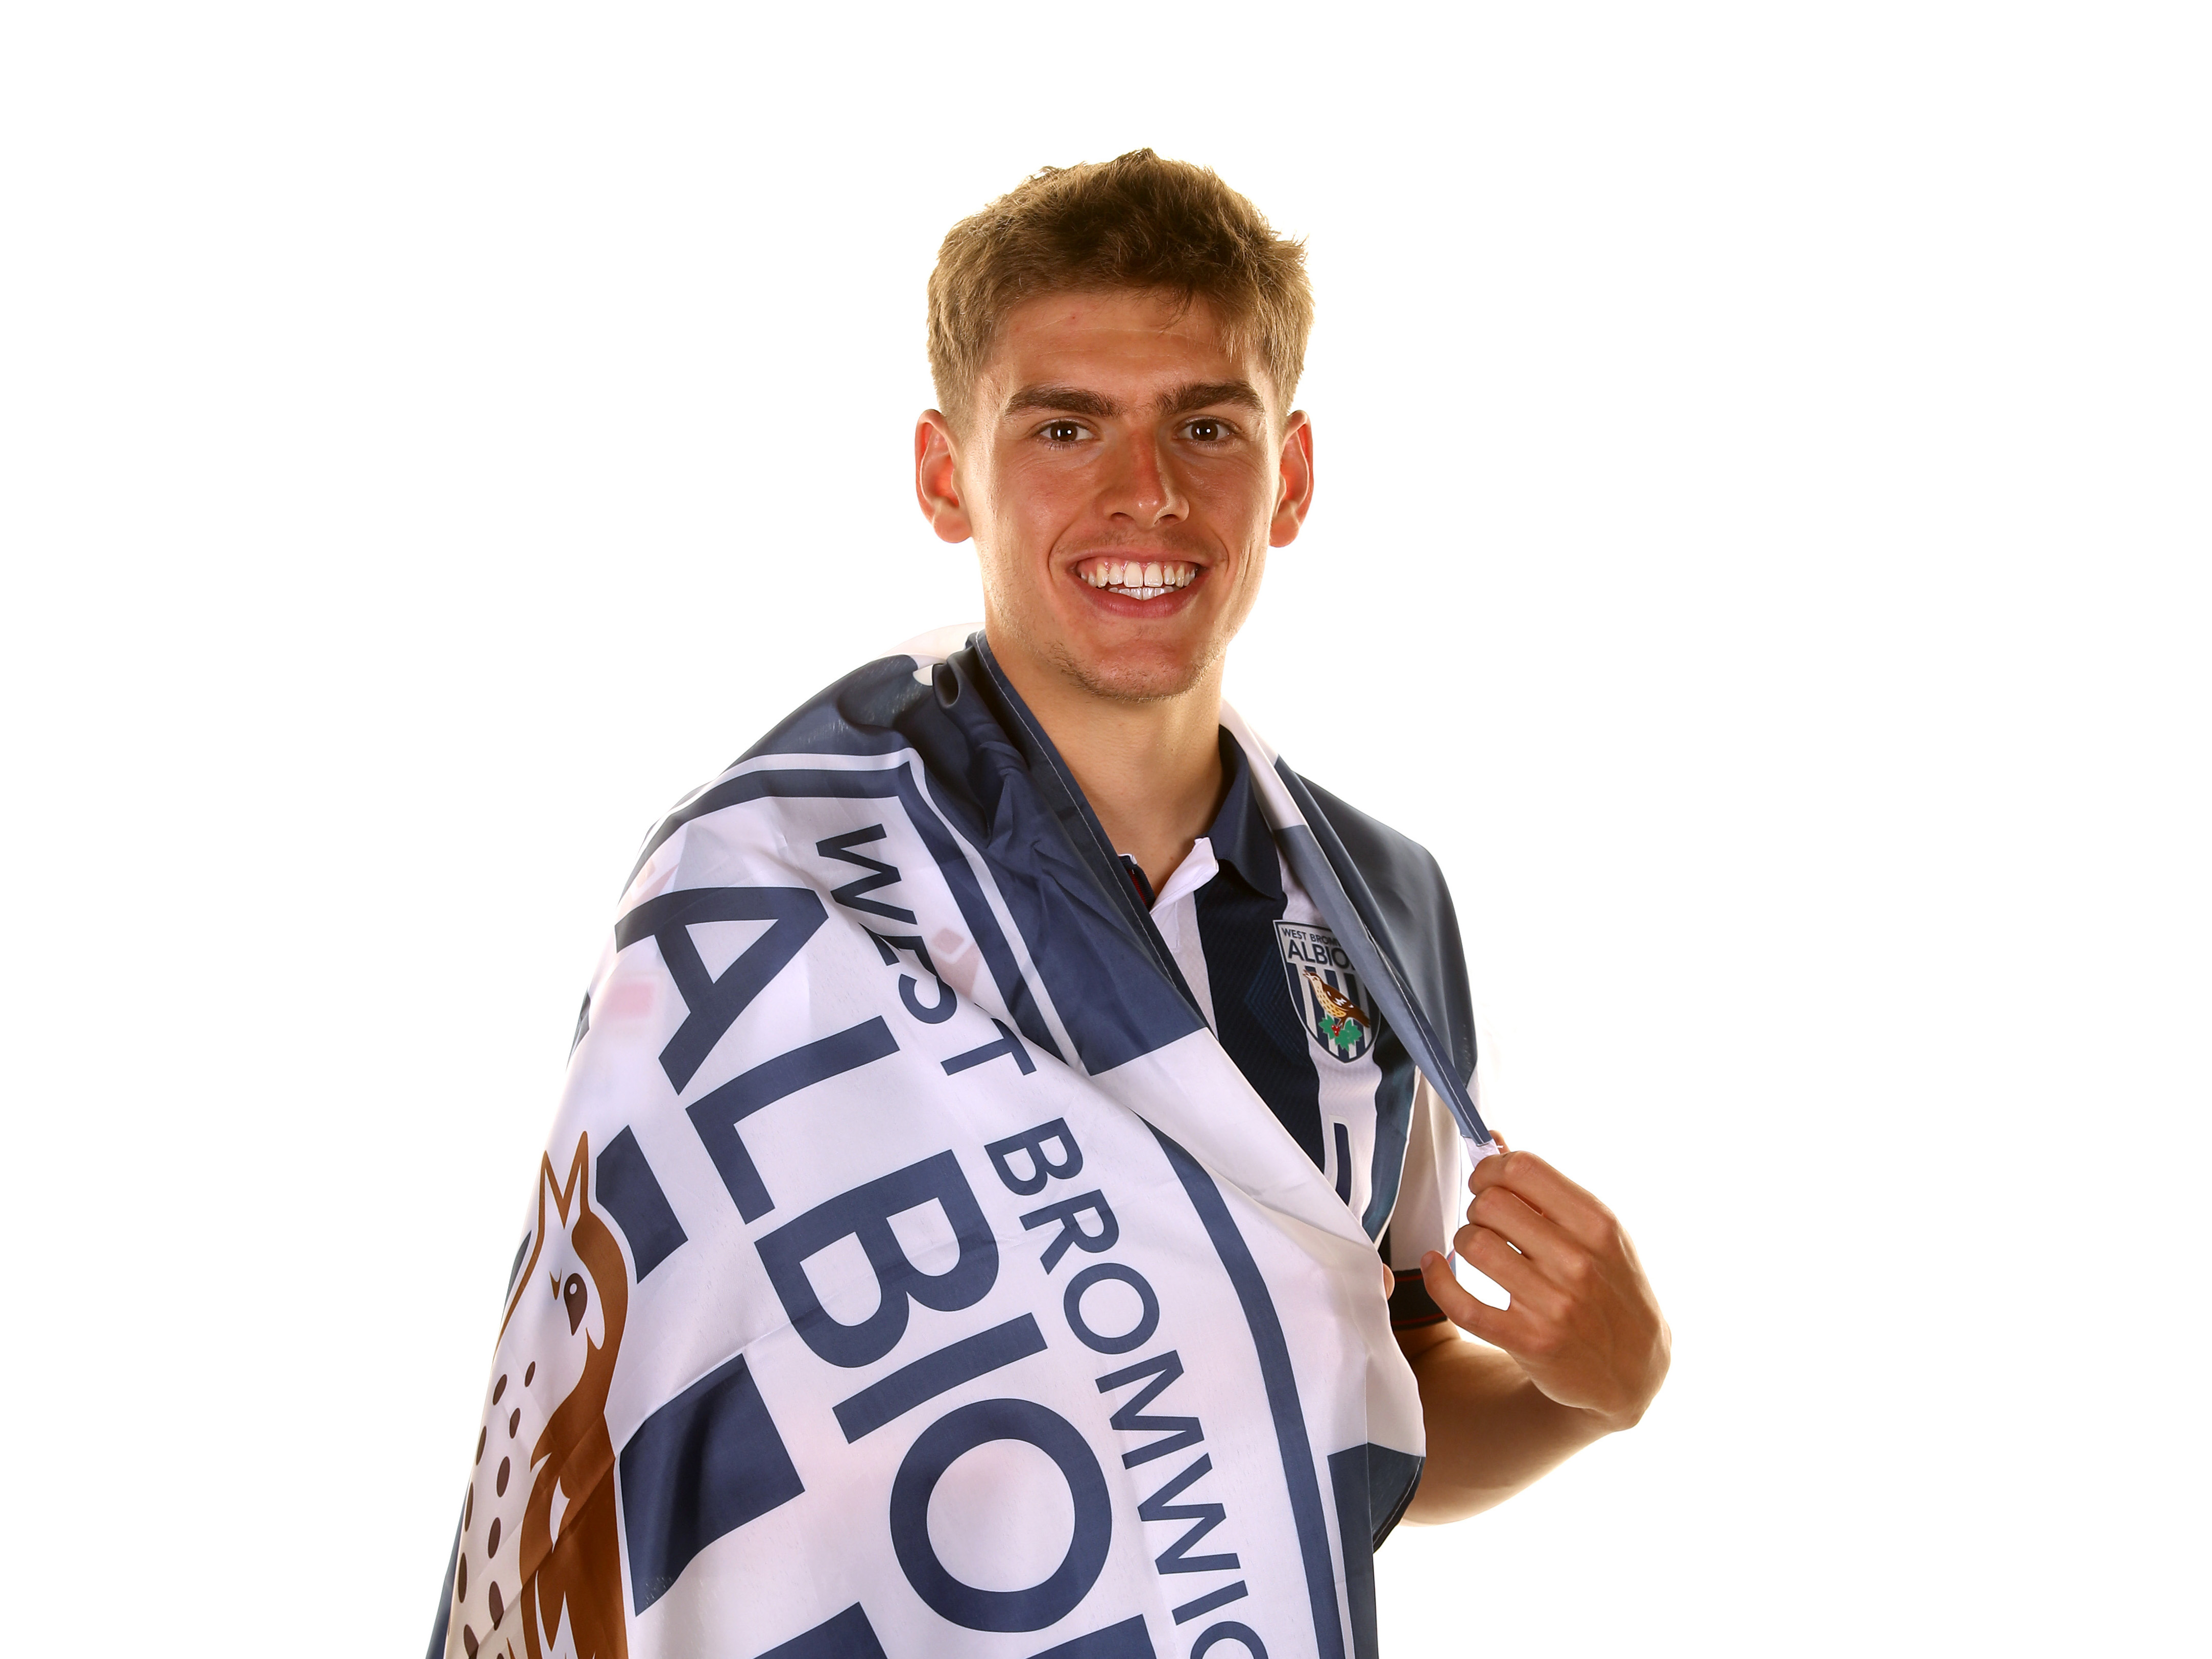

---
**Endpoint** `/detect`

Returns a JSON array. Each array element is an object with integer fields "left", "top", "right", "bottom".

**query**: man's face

[{"left": 916, "top": 288, "right": 1313, "bottom": 704}]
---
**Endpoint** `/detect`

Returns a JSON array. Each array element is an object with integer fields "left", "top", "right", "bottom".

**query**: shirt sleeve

[{"left": 1381, "top": 1069, "right": 1473, "bottom": 1329}]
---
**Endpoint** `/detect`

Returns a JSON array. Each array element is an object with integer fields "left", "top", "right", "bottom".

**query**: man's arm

[{"left": 1396, "top": 1149, "right": 1670, "bottom": 1524}]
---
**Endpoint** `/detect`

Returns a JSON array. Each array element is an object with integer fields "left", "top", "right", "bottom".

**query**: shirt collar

[{"left": 1205, "top": 727, "right": 1284, "bottom": 901}]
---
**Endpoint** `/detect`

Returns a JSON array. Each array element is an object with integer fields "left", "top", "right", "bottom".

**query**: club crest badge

[{"left": 1275, "top": 921, "right": 1377, "bottom": 1063}]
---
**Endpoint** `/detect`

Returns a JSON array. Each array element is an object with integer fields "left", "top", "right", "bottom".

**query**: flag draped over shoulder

[{"left": 432, "top": 631, "right": 1496, "bottom": 1659}]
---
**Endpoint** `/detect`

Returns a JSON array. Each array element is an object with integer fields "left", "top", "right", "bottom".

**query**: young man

[
  {"left": 912, "top": 152, "right": 1669, "bottom": 1530},
  {"left": 434, "top": 152, "right": 1666, "bottom": 1659}
]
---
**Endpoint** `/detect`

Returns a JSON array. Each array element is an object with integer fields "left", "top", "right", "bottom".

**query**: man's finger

[
  {"left": 1453, "top": 1224, "right": 1562, "bottom": 1317},
  {"left": 1465, "top": 1184, "right": 1578, "bottom": 1275},
  {"left": 1418, "top": 1250, "right": 1513, "bottom": 1347},
  {"left": 1471, "top": 1149, "right": 1620, "bottom": 1256}
]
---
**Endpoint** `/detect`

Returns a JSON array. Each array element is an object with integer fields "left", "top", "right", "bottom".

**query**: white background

[{"left": 3, "top": 5, "right": 2205, "bottom": 1654}]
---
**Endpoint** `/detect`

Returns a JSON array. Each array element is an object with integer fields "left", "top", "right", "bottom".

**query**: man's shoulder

[
  {"left": 1292, "top": 774, "right": 1455, "bottom": 913},
  {"left": 733, "top": 653, "right": 935, "bottom": 767},
  {"left": 731, "top": 629, "right": 989, "bottom": 770}
]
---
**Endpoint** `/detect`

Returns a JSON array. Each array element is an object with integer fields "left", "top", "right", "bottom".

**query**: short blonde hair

[{"left": 927, "top": 150, "right": 1313, "bottom": 433}]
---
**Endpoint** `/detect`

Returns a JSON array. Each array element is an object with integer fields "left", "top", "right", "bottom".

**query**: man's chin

[
  {"left": 985, "top": 604, "right": 1227, "bottom": 707},
  {"left": 1048, "top": 640, "right": 1216, "bottom": 706}
]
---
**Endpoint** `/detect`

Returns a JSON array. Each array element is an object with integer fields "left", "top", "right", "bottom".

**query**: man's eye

[
  {"left": 1186, "top": 419, "right": 1225, "bottom": 442},
  {"left": 1042, "top": 421, "right": 1085, "bottom": 443}
]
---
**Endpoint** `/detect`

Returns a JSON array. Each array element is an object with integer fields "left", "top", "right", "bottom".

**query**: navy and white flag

[{"left": 433, "top": 630, "right": 1497, "bottom": 1659}]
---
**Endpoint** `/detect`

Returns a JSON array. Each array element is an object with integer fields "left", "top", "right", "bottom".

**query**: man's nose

[{"left": 1103, "top": 430, "right": 1185, "bottom": 525}]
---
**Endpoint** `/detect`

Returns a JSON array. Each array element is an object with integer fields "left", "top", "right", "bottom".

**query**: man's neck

[{"left": 986, "top": 633, "right": 1228, "bottom": 901}]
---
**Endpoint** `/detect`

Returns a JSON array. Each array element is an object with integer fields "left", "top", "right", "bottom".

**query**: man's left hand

[{"left": 1417, "top": 1148, "right": 1670, "bottom": 1432}]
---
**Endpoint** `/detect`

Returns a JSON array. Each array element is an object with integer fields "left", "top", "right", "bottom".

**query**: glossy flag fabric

[{"left": 431, "top": 630, "right": 1497, "bottom": 1659}]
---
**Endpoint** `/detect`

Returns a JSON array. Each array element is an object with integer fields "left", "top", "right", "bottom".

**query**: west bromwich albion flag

[{"left": 430, "top": 630, "right": 1497, "bottom": 1659}]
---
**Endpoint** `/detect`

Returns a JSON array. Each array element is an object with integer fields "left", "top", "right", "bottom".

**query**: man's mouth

[{"left": 1073, "top": 556, "right": 1199, "bottom": 602}]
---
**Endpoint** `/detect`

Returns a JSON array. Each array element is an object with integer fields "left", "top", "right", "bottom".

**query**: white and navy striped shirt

[{"left": 1122, "top": 733, "right": 1466, "bottom": 1329}]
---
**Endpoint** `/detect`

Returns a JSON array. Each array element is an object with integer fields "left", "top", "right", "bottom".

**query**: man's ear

[
  {"left": 1269, "top": 411, "right": 1315, "bottom": 548},
  {"left": 915, "top": 411, "right": 975, "bottom": 544}
]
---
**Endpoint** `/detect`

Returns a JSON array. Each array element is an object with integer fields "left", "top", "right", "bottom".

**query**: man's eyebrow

[
  {"left": 999, "top": 380, "right": 1269, "bottom": 422},
  {"left": 1002, "top": 385, "right": 1119, "bottom": 419},
  {"left": 1158, "top": 380, "right": 1266, "bottom": 417}
]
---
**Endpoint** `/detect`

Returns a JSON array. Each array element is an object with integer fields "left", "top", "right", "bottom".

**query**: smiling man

[
  {"left": 913, "top": 155, "right": 1670, "bottom": 1526},
  {"left": 436, "top": 152, "right": 1667, "bottom": 1659}
]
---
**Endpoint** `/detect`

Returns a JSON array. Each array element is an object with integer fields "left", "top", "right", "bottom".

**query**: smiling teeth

[{"left": 1080, "top": 559, "right": 1196, "bottom": 597}]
